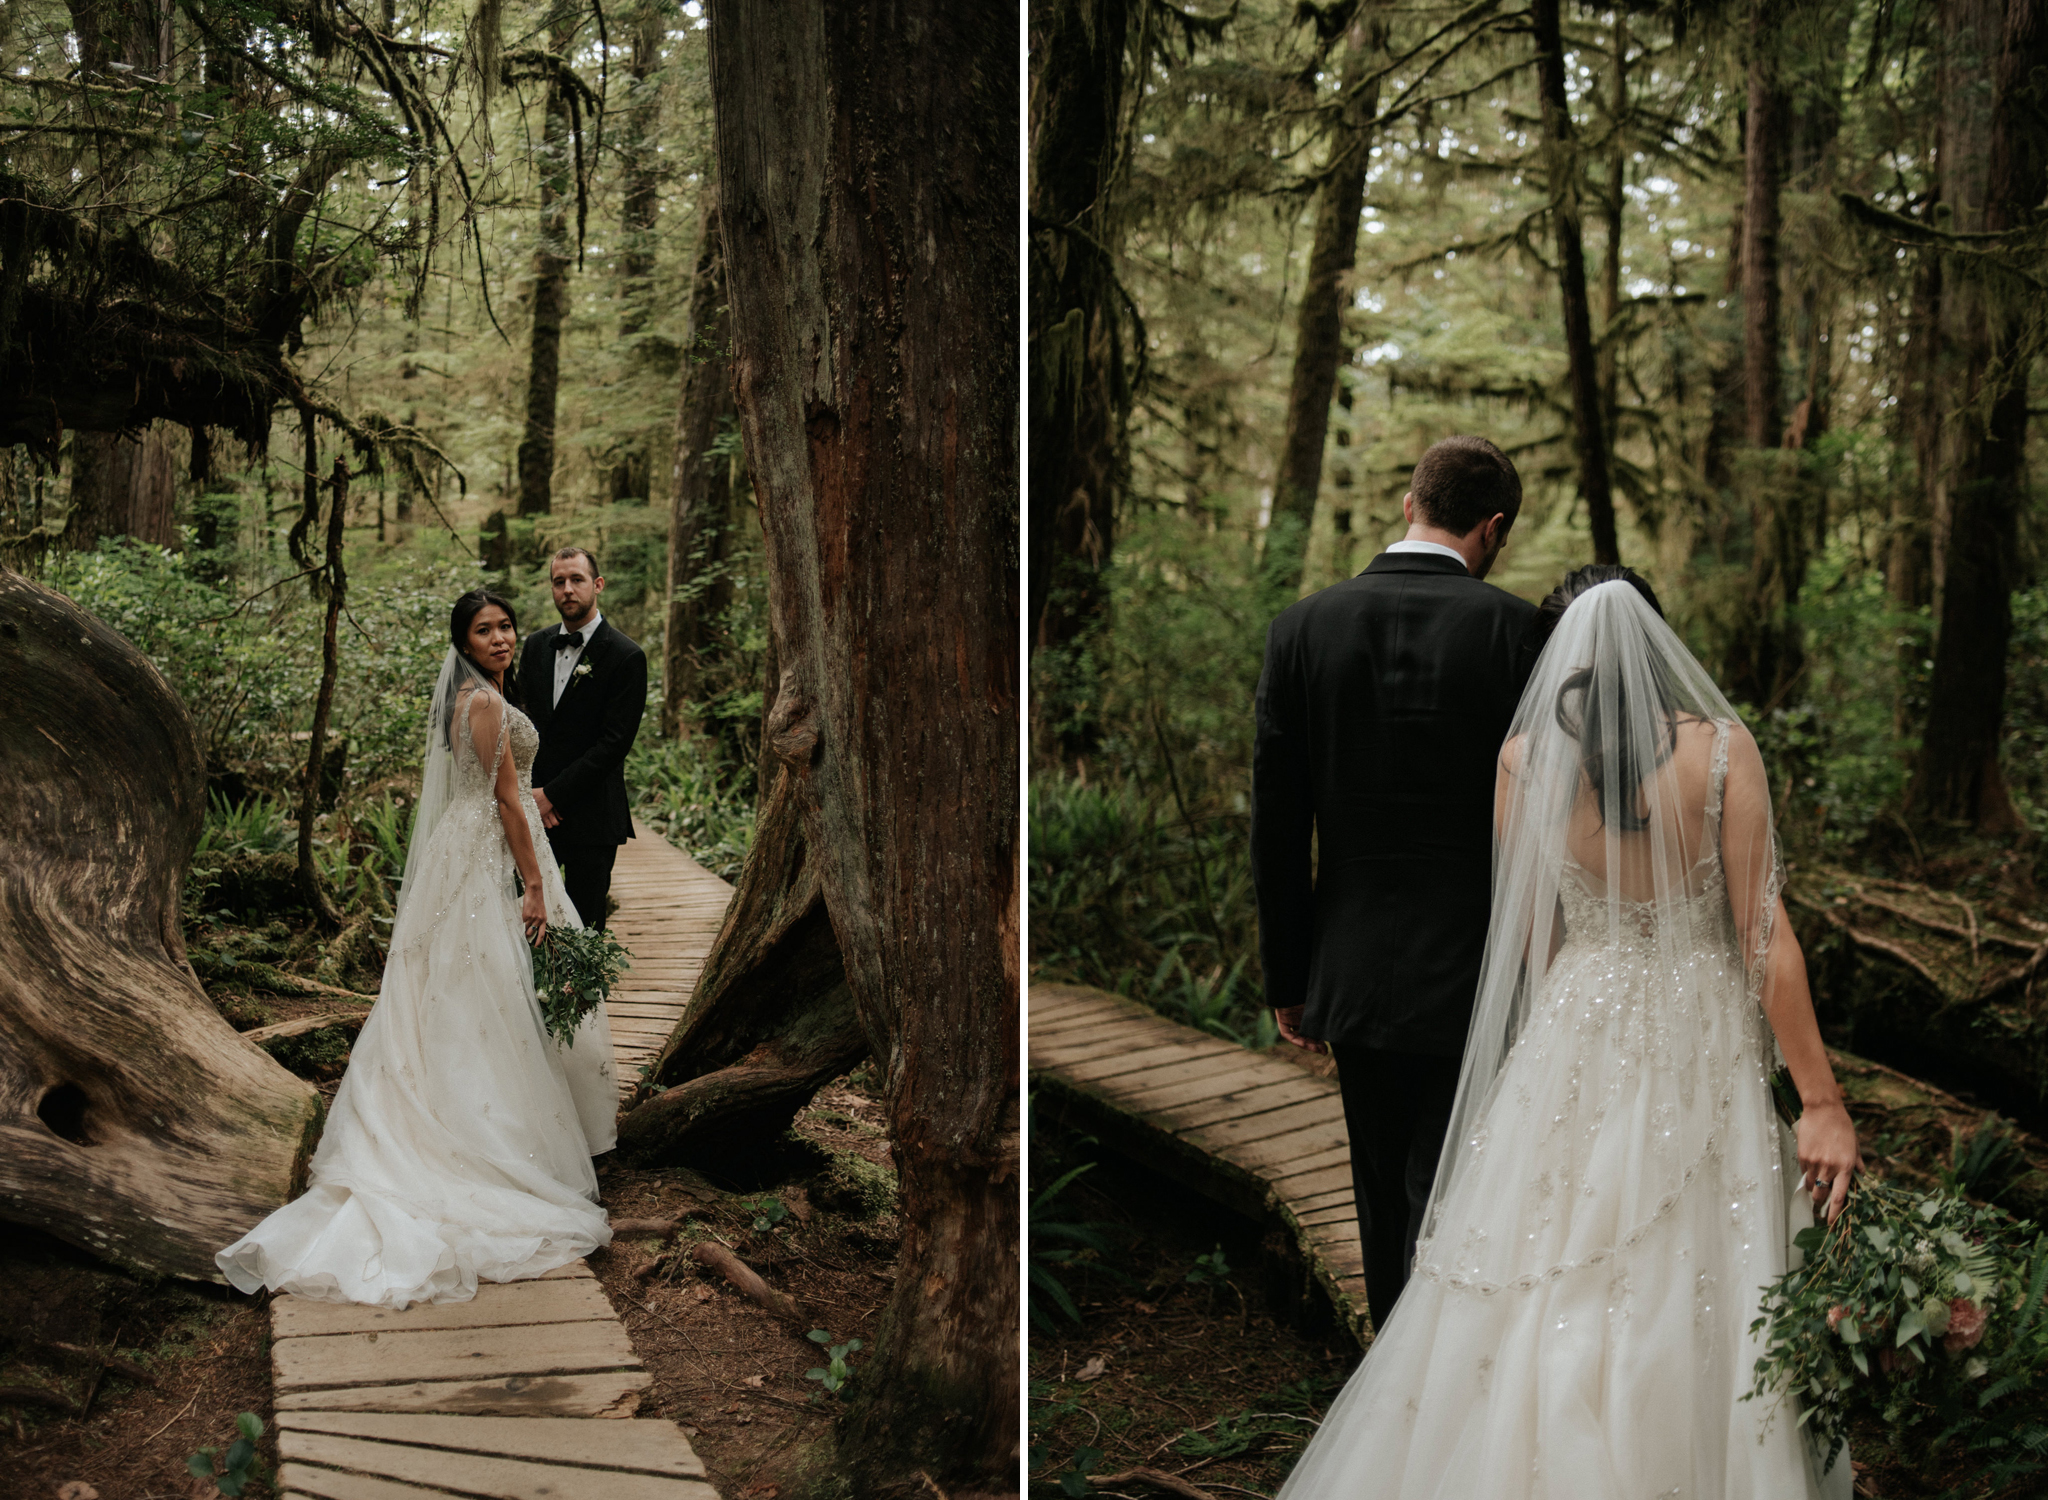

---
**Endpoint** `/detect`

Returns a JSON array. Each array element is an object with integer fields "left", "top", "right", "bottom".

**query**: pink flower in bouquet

[
  {"left": 1827, "top": 1305, "right": 1850, "bottom": 1332},
  {"left": 1944, "top": 1299, "right": 1988, "bottom": 1354}
]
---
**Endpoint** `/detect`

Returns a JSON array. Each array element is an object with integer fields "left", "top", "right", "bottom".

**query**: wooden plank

[
  {"left": 1064, "top": 1049, "right": 1251, "bottom": 1098},
  {"left": 1056, "top": 1041, "right": 1238, "bottom": 1085},
  {"left": 276, "top": 1370, "right": 651, "bottom": 1419},
  {"left": 1109, "top": 1053, "right": 1305, "bottom": 1106},
  {"left": 1028, "top": 1006, "right": 1152, "bottom": 1040},
  {"left": 278, "top": 1413, "right": 705, "bottom": 1477},
  {"left": 1029, "top": 1027, "right": 1187, "bottom": 1068},
  {"left": 279, "top": 1434, "right": 718, "bottom": 1500},
  {"left": 274, "top": 1318, "right": 641, "bottom": 1390},
  {"left": 1294, "top": 1204, "right": 1359, "bottom": 1228},
  {"left": 274, "top": 1276, "right": 617, "bottom": 1340},
  {"left": 1128, "top": 1074, "right": 1335, "bottom": 1132},
  {"left": 1271, "top": 1164, "right": 1357, "bottom": 1201},
  {"left": 1183, "top": 1096, "right": 1347, "bottom": 1153},
  {"left": 1285, "top": 1187, "right": 1357, "bottom": 1215},
  {"left": 281, "top": 1468, "right": 470, "bottom": 1500}
]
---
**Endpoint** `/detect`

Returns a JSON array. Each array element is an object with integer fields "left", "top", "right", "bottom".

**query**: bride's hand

[
  {"left": 522, "top": 883, "right": 548, "bottom": 945},
  {"left": 1796, "top": 1099, "right": 1862, "bottom": 1224}
]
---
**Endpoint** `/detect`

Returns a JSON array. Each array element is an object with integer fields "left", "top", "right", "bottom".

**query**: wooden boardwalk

[
  {"left": 274, "top": 823, "right": 734, "bottom": 1499},
  {"left": 1029, "top": 981, "right": 1370, "bottom": 1343}
]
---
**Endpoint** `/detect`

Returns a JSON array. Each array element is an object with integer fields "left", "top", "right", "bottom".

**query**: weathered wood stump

[
  {"left": 0, "top": 567, "right": 324, "bottom": 1280},
  {"left": 615, "top": 747, "right": 867, "bottom": 1166}
]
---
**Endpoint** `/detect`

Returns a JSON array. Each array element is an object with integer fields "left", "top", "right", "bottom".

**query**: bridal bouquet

[
  {"left": 1749, "top": 1179, "right": 2048, "bottom": 1473},
  {"left": 530, "top": 926, "right": 632, "bottom": 1045}
]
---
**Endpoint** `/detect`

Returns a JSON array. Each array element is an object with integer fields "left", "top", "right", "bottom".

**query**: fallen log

[
  {"left": 1789, "top": 868, "right": 2048, "bottom": 1133},
  {"left": 689, "top": 1241, "right": 802, "bottom": 1323},
  {"left": 0, "top": 1384, "right": 80, "bottom": 1415},
  {"left": 0, "top": 569, "right": 324, "bottom": 1281}
]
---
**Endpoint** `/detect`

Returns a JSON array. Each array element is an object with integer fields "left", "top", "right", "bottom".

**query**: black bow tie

[{"left": 556, "top": 630, "right": 585, "bottom": 652}]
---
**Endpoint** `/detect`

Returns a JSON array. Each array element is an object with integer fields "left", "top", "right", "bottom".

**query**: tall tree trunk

[
  {"left": 65, "top": 428, "right": 177, "bottom": 551},
  {"left": 661, "top": 197, "right": 736, "bottom": 741},
  {"left": 1532, "top": 0, "right": 1620, "bottom": 564},
  {"left": 515, "top": 12, "right": 577, "bottom": 524},
  {"left": 295, "top": 457, "right": 347, "bottom": 927},
  {"left": 1725, "top": 5, "right": 1805, "bottom": 708},
  {"left": 1909, "top": 0, "right": 2048, "bottom": 831},
  {"left": 1889, "top": 243, "right": 1941, "bottom": 618},
  {"left": 608, "top": 0, "right": 665, "bottom": 505},
  {"left": 1596, "top": 8, "right": 1626, "bottom": 442},
  {"left": 1267, "top": 8, "right": 1381, "bottom": 593},
  {"left": 1028, "top": 0, "right": 1132, "bottom": 667},
  {"left": 708, "top": 2, "right": 1017, "bottom": 1493},
  {"left": 1742, "top": 25, "right": 1786, "bottom": 452}
]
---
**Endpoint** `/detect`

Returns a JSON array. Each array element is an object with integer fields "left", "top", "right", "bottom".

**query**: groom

[
  {"left": 1251, "top": 435, "right": 1534, "bottom": 1331},
  {"left": 519, "top": 547, "right": 648, "bottom": 931}
]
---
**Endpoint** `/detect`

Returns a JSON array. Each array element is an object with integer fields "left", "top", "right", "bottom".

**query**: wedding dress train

[{"left": 217, "top": 682, "right": 617, "bottom": 1308}]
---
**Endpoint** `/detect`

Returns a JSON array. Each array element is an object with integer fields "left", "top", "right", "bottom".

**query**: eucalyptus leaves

[
  {"left": 1750, "top": 1180, "right": 2048, "bottom": 1477},
  {"left": 530, "top": 925, "right": 632, "bottom": 1045}
]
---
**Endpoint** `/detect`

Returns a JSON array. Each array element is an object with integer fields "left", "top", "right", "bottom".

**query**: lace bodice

[{"left": 450, "top": 689, "right": 542, "bottom": 799}]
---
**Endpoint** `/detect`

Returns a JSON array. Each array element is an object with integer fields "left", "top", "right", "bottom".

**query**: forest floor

[
  {"left": 0, "top": 1069, "right": 901, "bottom": 1500},
  {"left": 1027, "top": 1046, "right": 2048, "bottom": 1500}
]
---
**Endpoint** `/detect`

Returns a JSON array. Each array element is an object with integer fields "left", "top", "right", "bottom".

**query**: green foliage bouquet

[
  {"left": 531, "top": 926, "right": 632, "bottom": 1046},
  {"left": 1750, "top": 1180, "right": 2048, "bottom": 1484}
]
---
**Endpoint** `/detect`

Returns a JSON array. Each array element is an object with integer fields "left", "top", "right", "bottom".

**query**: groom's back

[{"left": 1252, "top": 552, "right": 1533, "bottom": 1055}]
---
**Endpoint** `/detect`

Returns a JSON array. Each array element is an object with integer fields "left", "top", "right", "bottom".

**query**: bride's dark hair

[
  {"left": 449, "top": 588, "right": 524, "bottom": 716},
  {"left": 1523, "top": 564, "right": 1692, "bottom": 832}
]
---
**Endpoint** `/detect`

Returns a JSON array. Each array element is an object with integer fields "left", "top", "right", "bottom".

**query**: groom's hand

[
  {"left": 534, "top": 788, "right": 562, "bottom": 828},
  {"left": 1274, "top": 1005, "right": 1325, "bottom": 1054}
]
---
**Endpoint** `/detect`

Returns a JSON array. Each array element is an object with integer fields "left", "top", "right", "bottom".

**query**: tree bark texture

[
  {"left": 661, "top": 198, "right": 738, "bottom": 742},
  {"left": 515, "top": 14, "right": 577, "bottom": 522},
  {"left": 615, "top": 738, "right": 862, "bottom": 1166},
  {"left": 1532, "top": 0, "right": 1620, "bottom": 565},
  {"left": 1742, "top": 23, "right": 1786, "bottom": 452},
  {"left": 65, "top": 428, "right": 178, "bottom": 550},
  {"left": 0, "top": 567, "right": 324, "bottom": 1280},
  {"left": 1267, "top": 9, "right": 1382, "bottom": 594},
  {"left": 1028, "top": 0, "right": 1133, "bottom": 657},
  {"left": 607, "top": 0, "right": 666, "bottom": 506},
  {"left": 708, "top": 2, "right": 1019, "bottom": 1492},
  {"left": 1908, "top": 0, "right": 2048, "bottom": 831},
  {"left": 1725, "top": 11, "right": 1808, "bottom": 710}
]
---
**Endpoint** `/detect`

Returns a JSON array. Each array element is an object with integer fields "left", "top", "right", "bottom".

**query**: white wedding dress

[
  {"left": 217, "top": 674, "right": 617, "bottom": 1308},
  {"left": 1279, "top": 584, "right": 1849, "bottom": 1500}
]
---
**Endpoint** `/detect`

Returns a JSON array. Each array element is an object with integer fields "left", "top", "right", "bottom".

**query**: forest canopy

[{"left": 1029, "top": 0, "right": 2048, "bottom": 1042}]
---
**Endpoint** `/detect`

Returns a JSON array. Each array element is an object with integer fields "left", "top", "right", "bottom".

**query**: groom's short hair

[
  {"left": 1410, "top": 436, "right": 1522, "bottom": 536},
  {"left": 551, "top": 546, "right": 600, "bottom": 577}
]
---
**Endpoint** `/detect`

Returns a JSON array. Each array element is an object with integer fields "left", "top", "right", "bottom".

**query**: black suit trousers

[
  {"left": 1330, "top": 1042, "right": 1463, "bottom": 1333},
  {"left": 547, "top": 831, "right": 618, "bottom": 932}
]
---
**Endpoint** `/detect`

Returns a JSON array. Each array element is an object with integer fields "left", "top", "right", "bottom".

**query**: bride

[
  {"left": 217, "top": 590, "right": 618, "bottom": 1308},
  {"left": 1279, "top": 567, "right": 1861, "bottom": 1499}
]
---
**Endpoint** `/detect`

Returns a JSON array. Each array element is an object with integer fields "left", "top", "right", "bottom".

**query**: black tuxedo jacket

[
  {"left": 1252, "top": 551, "right": 1535, "bottom": 1055},
  {"left": 518, "top": 618, "right": 648, "bottom": 847}
]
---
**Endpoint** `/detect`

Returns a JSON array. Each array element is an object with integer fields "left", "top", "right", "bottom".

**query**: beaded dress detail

[
  {"left": 217, "top": 686, "right": 617, "bottom": 1309},
  {"left": 1279, "top": 584, "right": 1850, "bottom": 1500}
]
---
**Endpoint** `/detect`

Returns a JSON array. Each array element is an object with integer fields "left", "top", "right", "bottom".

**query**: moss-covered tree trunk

[
  {"left": 1266, "top": 6, "right": 1382, "bottom": 594},
  {"left": 1532, "top": 0, "right": 1619, "bottom": 565},
  {"left": 0, "top": 567, "right": 324, "bottom": 1281},
  {"left": 607, "top": 0, "right": 665, "bottom": 506},
  {"left": 1029, "top": 0, "right": 1132, "bottom": 668},
  {"left": 515, "top": 10, "right": 577, "bottom": 524},
  {"left": 660, "top": 197, "right": 737, "bottom": 742},
  {"left": 708, "top": 1, "right": 1019, "bottom": 1492},
  {"left": 1908, "top": 0, "right": 2046, "bottom": 831}
]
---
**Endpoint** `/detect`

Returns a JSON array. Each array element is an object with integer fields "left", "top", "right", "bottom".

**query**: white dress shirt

[
  {"left": 552, "top": 610, "right": 603, "bottom": 707},
  {"left": 1384, "top": 538, "right": 1471, "bottom": 572}
]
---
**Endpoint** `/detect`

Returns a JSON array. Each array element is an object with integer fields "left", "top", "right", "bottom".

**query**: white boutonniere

[{"left": 573, "top": 662, "right": 594, "bottom": 680}]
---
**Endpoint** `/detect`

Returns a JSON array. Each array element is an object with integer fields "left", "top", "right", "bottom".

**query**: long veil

[
  {"left": 1414, "top": 579, "right": 1786, "bottom": 1285},
  {"left": 394, "top": 646, "right": 498, "bottom": 927}
]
